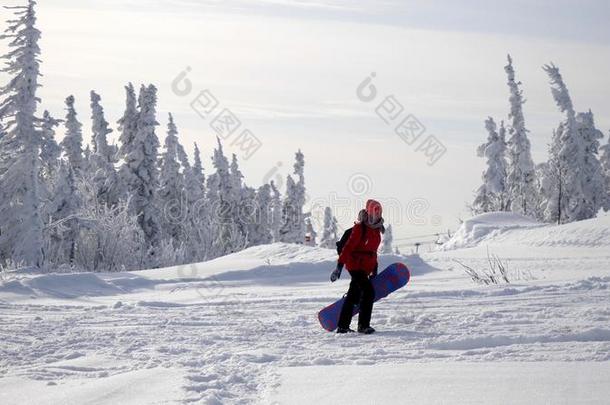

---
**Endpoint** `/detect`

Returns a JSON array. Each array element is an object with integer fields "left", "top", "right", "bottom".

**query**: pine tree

[
  {"left": 252, "top": 183, "right": 273, "bottom": 245},
  {"left": 472, "top": 117, "right": 508, "bottom": 214},
  {"left": 122, "top": 84, "right": 161, "bottom": 252},
  {"left": 600, "top": 133, "right": 610, "bottom": 212},
  {"left": 179, "top": 142, "right": 205, "bottom": 223},
  {"left": 90, "top": 91, "right": 112, "bottom": 158},
  {"left": 181, "top": 142, "right": 208, "bottom": 261},
  {"left": 0, "top": 0, "right": 45, "bottom": 266},
  {"left": 83, "top": 144, "right": 91, "bottom": 171},
  {"left": 229, "top": 153, "right": 248, "bottom": 239},
  {"left": 192, "top": 143, "right": 205, "bottom": 188},
  {"left": 61, "top": 95, "right": 84, "bottom": 173},
  {"left": 208, "top": 138, "right": 243, "bottom": 256},
  {"left": 279, "top": 150, "right": 306, "bottom": 243},
  {"left": 39, "top": 110, "right": 61, "bottom": 177},
  {"left": 535, "top": 161, "right": 553, "bottom": 220},
  {"left": 504, "top": 55, "right": 536, "bottom": 216},
  {"left": 381, "top": 224, "right": 393, "bottom": 254},
  {"left": 90, "top": 90, "right": 120, "bottom": 207},
  {"left": 542, "top": 63, "right": 586, "bottom": 223},
  {"left": 45, "top": 161, "right": 80, "bottom": 264},
  {"left": 576, "top": 110, "right": 605, "bottom": 218},
  {"left": 497, "top": 121, "right": 509, "bottom": 210},
  {"left": 117, "top": 83, "right": 138, "bottom": 160},
  {"left": 269, "top": 180, "right": 283, "bottom": 242},
  {"left": 38, "top": 110, "right": 62, "bottom": 237},
  {"left": 158, "top": 113, "right": 184, "bottom": 243},
  {"left": 294, "top": 150, "right": 306, "bottom": 214},
  {"left": 319, "top": 206, "right": 338, "bottom": 249},
  {"left": 279, "top": 175, "right": 298, "bottom": 243},
  {"left": 504, "top": 55, "right": 536, "bottom": 215}
]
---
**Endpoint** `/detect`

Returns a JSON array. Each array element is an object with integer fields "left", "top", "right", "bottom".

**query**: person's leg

[
  {"left": 337, "top": 272, "right": 363, "bottom": 330},
  {"left": 358, "top": 276, "right": 375, "bottom": 329}
]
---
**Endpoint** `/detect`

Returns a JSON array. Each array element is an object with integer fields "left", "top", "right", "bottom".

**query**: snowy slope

[
  {"left": 0, "top": 243, "right": 436, "bottom": 304},
  {"left": 1, "top": 219, "right": 610, "bottom": 404}
]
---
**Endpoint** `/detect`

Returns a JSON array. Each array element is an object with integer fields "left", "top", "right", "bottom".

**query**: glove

[
  {"left": 370, "top": 263, "right": 378, "bottom": 279},
  {"left": 330, "top": 262, "right": 344, "bottom": 282}
]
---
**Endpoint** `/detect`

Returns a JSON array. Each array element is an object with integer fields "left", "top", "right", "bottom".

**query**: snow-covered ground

[{"left": 1, "top": 214, "right": 609, "bottom": 404}]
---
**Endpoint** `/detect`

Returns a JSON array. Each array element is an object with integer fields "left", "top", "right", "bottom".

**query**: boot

[{"left": 357, "top": 326, "right": 375, "bottom": 334}]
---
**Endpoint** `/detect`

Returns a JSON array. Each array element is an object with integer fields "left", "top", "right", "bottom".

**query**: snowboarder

[{"left": 331, "top": 199, "right": 385, "bottom": 334}]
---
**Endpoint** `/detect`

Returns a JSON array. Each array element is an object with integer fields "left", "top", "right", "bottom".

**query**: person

[{"left": 333, "top": 199, "right": 385, "bottom": 334}]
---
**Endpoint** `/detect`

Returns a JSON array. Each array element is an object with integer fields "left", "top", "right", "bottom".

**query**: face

[{"left": 368, "top": 212, "right": 380, "bottom": 223}]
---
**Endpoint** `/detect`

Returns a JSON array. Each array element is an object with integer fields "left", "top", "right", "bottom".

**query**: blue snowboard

[{"left": 318, "top": 262, "right": 411, "bottom": 331}]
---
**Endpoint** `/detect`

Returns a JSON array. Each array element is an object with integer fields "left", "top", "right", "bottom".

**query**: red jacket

[{"left": 338, "top": 222, "right": 381, "bottom": 274}]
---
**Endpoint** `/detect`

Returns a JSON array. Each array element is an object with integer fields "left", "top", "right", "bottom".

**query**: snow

[
  {"left": 440, "top": 211, "right": 610, "bottom": 251},
  {"left": 0, "top": 366, "right": 184, "bottom": 405},
  {"left": 1, "top": 217, "right": 610, "bottom": 403},
  {"left": 441, "top": 212, "right": 543, "bottom": 250},
  {"left": 268, "top": 362, "right": 610, "bottom": 404}
]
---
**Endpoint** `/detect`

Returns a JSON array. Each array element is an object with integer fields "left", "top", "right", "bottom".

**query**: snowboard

[{"left": 318, "top": 262, "right": 411, "bottom": 332}]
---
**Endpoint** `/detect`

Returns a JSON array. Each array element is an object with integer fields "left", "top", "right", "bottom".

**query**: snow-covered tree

[
  {"left": 600, "top": 133, "right": 610, "bottom": 212},
  {"left": 381, "top": 224, "right": 393, "bottom": 254},
  {"left": 158, "top": 113, "right": 185, "bottom": 243},
  {"left": 535, "top": 161, "right": 553, "bottom": 219},
  {"left": 117, "top": 83, "right": 138, "bottom": 160},
  {"left": 208, "top": 138, "right": 245, "bottom": 256},
  {"left": 229, "top": 153, "right": 256, "bottom": 243},
  {"left": 61, "top": 95, "right": 84, "bottom": 173},
  {"left": 279, "top": 175, "right": 299, "bottom": 243},
  {"left": 90, "top": 90, "right": 120, "bottom": 207},
  {"left": 472, "top": 117, "right": 508, "bottom": 214},
  {"left": 73, "top": 174, "right": 146, "bottom": 272},
  {"left": 39, "top": 110, "right": 61, "bottom": 177},
  {"left": 180, "top": 142, "right": 209, "bottom": 261},
  {"left": 504, "top": 55, "right": 537, "bottom": 216},
  {"left": 279, "top": 150, "right": 306, "bottom": 243},
  {"left": 192, "top": 143, "right": 205, "bottom": 187},
  {"left": 319, "top": 206, "right": 338, "bottom": 249},
  {"left": 239, "top": 185, "right": 256, "bottom": 246},
  {"left": 0, "top": 0, "right": 45, "bottom": 266},
  {"left": 269, "top": 180, "right": 283, "bottom": 242},
  {"left": 294, "top": 149, "right": 306, "bottom": 210},
  {"left": 121, "top": 84, "right": 161, "bottom": 252},
  {"left": 576, "top": 110, "right": 606, "bottom": 218},
  {"left": 90, "top": 91, "right": 113, "bottom": 159},
  {"left": 44, "top": 161, "right": 80, "bottom": 264},
  {"left": 37, "top": 111, "right": 62, "bottom": 232},
  {"left": 83, "top": 144, "right": 91, "bottom": 171},
  {"left": 248, "top": 184, "right": 273, "bottom": 246},
  {"left": 541, "top": 63, "right": 588, "bottom": 223}
]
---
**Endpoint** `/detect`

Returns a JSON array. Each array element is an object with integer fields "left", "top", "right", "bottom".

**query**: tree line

[
  {"left": 472, "top": 55, "right": 610, "bottom": 224},
  {"left": 0, "top": 1, "right": 308, "bottom": 271}
]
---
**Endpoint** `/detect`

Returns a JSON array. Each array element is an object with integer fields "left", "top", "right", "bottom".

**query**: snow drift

[
  {"left": 440, "top": 212, "right": 610, "bottom": 250},
  {"left": 0, "top": 243, "right": 437, "bottom": 301}
]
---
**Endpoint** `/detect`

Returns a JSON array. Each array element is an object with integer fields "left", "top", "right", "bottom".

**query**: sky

[{"left": 1, "top": 0, "right": 609, "bottom": 251}]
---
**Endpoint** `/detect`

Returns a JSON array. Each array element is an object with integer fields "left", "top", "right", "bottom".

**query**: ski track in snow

[{"left": 1, "top": 254, "right": 609, "bottom": 403}]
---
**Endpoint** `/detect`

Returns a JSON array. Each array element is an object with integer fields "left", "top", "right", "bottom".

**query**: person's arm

[
  {"left": 370, "top": 261, "right": 378, "bottom": 278},
  {"left": 330, "top": 262, "right": 343, "bottom": 282},
  {"left": 338, "top": 223, "right": 362, "bottom": 265}
]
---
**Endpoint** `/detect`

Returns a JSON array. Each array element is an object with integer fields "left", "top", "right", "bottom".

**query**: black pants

[{"left": 337, "top": 270, "right": 375, "bottom": 329}]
